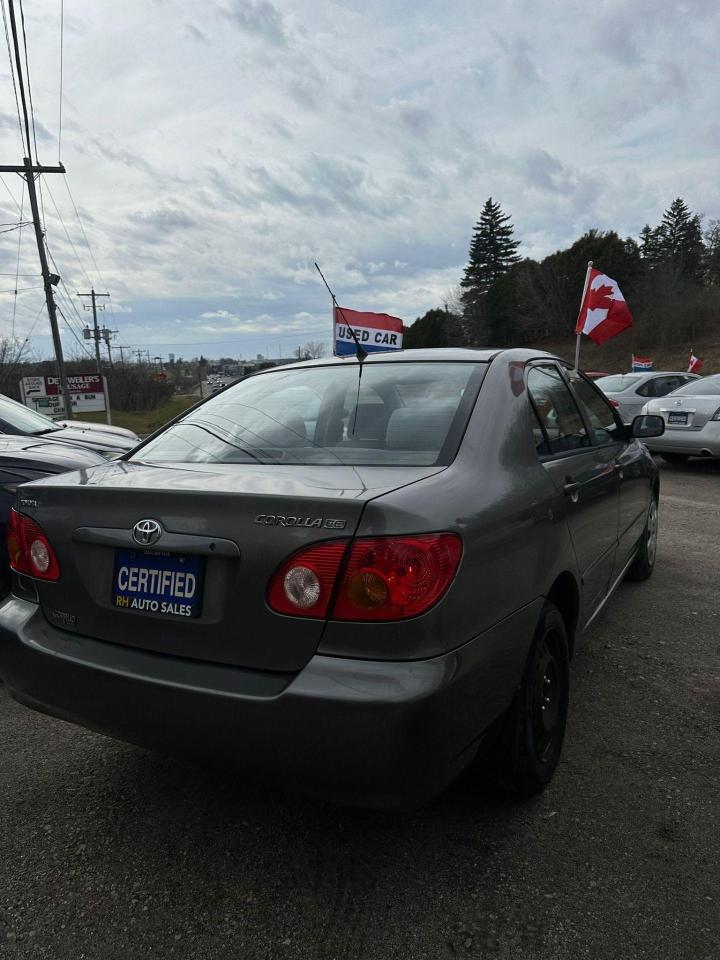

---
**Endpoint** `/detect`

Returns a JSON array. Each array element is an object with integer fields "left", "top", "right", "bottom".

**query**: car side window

[
  {"left": 528, "top": 400, "right": 552, "bottom": 456},
  {"left": 568, "top": 374, "right": 624, "bottom": 446},
  {"left": 637, "top": 375, "right": 685, "bottom": 398},
  {"left": 527, "top": 366, "right": 590, "bottom": 456}
]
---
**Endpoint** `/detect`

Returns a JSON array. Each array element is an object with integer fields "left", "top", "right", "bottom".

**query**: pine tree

[
  {"left": 639, "top": 224, "right": 663, "bottom": 270},
  {"left": 704, "top": 220, "right": 720, "bottom": 286},
  {"left": 655, "top": 198, "right": 705, "bottom": 282},
  {"left": 460, "top": 198, "right": 521, "bottom": 323}
]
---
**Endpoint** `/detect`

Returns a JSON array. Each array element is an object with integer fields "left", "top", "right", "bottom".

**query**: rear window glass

[
  {"left": 594, "top": 376, "right": 641, "bottom": 392},
  {"left": 667, "top": 377, "right": 720, "bottom": 396},
  {"left": 134, "top": 362, "right": 484, "bottom": 467}
]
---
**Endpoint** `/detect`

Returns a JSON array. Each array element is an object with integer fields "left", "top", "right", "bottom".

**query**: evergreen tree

[
  {"left": 460, "top": 198, "right": 521, "bottom": 322},
  {"left": 639, "top": 224, "right": 663, "bottom": 269},
  {"left": 655, "top": 198, "right": 705, "bottom": 282},
  {"left": 704, "top": 220, "right": 720, "bottom": 286}
]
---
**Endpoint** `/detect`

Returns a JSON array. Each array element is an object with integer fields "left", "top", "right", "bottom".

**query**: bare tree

[
  {"left": 0, "top": 337, "right": 32, "bottom": 398},
  {"left": 294, "top": 341, "right": 326, "bottom": 360}
]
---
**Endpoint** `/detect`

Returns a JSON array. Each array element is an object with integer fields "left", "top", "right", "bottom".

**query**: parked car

[
  {"left": 0, "top": 436, "right": 106, "bottom": 596},
  {"left": 53, "top": 419, "right": 141, "bottom": 443},
  {"left": 595, "top": 372, "right": 699, "bottom": 424},
  {"left": 640, "top": 373, "right": 720, "bottom": 462},
  {"left": 582, "top": 370, "right": 609, "bottom": 381},
  {"left": 0, "top": 393, "right": 139, "bottom": 457},
  {"left": 0, "top": 349, "right": 664, "bottom": 808}
]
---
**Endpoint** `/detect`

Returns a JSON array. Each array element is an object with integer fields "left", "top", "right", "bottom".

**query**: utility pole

[
  {"left": 77, "top": 289, "right": 109, "bottom": 374},
  {"left": 102, "top": 327, "right": 117, "bottom": 365},
  {"left": 0, "top": 0, "right": 73, "bottom": 418},
  {"left": 112, "top": 345, "right": 127, "bottom": 365}
]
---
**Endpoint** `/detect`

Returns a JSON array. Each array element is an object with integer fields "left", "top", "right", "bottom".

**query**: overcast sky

[{"left": 1, "top": 0, "right": 718, "bottom": 361}]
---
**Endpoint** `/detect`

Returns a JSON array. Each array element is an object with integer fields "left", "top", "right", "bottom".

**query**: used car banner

[{"left": 333, "top": 306, "right": 404, "bottom": 356}]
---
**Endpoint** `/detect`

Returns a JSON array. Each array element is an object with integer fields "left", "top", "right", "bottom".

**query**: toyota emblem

[{"left": 132, "top": 518, "right": 162, "bottom": 546}]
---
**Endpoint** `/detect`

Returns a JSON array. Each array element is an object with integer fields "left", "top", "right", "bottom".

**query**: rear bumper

[
  {"left": 0, "top": 596, "right": 541, "bottom": 808},
  {"left": 648, "top": 421, "right": 720, "bottom": 457}
]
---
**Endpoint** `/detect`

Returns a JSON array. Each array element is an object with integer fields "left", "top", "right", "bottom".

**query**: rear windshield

[
  {"left": 668, "top": 377, "right": 720, "bottom": 396},
  {"left": 594, "top": 376, "right": 641, "bottom": 392},
  {"left": 134, "top": 361, "right": 484, "bottom": 466}
]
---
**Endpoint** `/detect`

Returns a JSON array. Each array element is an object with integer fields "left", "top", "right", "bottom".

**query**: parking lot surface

[{"left": 1, "top": 460, "right": 718, "bottom": 960}]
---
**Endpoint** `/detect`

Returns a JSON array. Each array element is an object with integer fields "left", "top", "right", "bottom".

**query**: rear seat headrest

[{"left": 385, "top": 404, "right": 457, "bottom": 450}]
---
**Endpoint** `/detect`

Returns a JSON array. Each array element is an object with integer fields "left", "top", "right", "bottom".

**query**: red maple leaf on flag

[
  {"left": 586, "top": 283, "right": 614, "bottom": 312},
  {"left": 575, "top": 268, "right": 633, "bottom": 345}
]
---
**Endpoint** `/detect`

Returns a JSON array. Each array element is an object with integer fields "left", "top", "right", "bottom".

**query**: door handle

[
  {"left": 563, "top": 480, "right": 582, "bottom": 502},
  {"left": 613, "top": 460, "right": 625, "bottom": 479}
]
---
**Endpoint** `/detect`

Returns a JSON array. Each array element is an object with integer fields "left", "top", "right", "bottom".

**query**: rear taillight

[
  {"left": 6, "top": 509, "right": 61, "bottom": 581},
  {"left": 609, "top": 399, "right": 620, "bottom": 408},
  {"left": 267, "top": 533, "right": 462, "bottom": 622},
  {"left": 332, "top": 534, "right": 462, "bottom": 621},
  {"left": 267, "top": 540, "right": 349, "bottom": 617}
]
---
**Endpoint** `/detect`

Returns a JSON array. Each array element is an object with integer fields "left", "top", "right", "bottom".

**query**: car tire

[
  {"left": 660, "top": 453, "right": 689, "bottom": 464},
  {"left": 626, "top": 496, "right": 658, "bottom": 582},
  {"left": 499, "top": 604, "right": 570, "bottom": 796}
]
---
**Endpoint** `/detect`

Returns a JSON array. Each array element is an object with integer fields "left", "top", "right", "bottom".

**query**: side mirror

[{"left": 631, "top": 414, "right": 665, "bottom": 439}]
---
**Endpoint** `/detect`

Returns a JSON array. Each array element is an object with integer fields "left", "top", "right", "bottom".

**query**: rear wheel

[
  {"left": 499, "top": 604, "right": 570, "bottom": 795},
  {"left": 660, "top": 453, "right": 689, "bottom": 464},
  {"left": 626, "top": 496, "right": 658, "bottom": 582}
]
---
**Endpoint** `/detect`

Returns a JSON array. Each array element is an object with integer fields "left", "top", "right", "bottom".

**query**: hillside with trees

[{"left": 405, "top": 196, "right": 720, "bottom": 371}]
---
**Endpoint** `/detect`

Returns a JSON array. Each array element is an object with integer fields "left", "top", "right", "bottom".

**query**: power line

[
  {"left": 61, "top": 176, "right": 107, "bottom": 288},
  {"left": 0, "top": 0, "right": 25, "bottom": 153},
  {"left": 11, "top": 177, "right": 24, "bottom": 337},
  {"left": 4, "top": 0, "right": 32, "bottom": 163},
  {"left": 55, "top": 300, "right": 94, "bottom": 357},
  {"left": 18, "top": 0, "right": 40, "bottom": 163},
  {"left": 43, "top": 178, "right": 93, "bottom": 287},
  {"left": 57, "top": 0, "right": 63, "bottom": 161},
  {"left": 0, "top": 174, "right": 22, "bottom": 212}
]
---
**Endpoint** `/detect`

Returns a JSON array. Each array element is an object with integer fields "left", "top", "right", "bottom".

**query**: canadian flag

[
  {"left": 688, "top": 352, "right": 703, "bottom": 374},
  {"left": 575, "top": 268, "right": 633, "bottom": 345}
]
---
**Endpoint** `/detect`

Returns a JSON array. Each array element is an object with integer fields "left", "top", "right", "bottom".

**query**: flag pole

[{"left": 574, "top": 260, "right": 593, "bottom": 371}]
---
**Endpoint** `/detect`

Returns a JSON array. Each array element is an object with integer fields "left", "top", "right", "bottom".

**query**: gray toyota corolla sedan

[{"left": 0, "top": 349, "right": 664, "bottom": 808}]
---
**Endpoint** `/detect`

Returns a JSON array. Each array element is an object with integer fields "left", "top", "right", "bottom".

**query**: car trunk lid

[{"left": 20, "top": 460, "right": 443, "bottom": 672}]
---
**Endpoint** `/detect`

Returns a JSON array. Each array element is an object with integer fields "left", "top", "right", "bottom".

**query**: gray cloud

[{"left": 221, "top": 0, "right": 288, "bottom": 46}]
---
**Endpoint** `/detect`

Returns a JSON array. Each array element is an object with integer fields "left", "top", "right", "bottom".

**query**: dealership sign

[
  {"left": 20, "top": 374, "right": 108, "bottom": 416},
  {"left": 333, "top": 306, "right": 404, "bottom": 357}
]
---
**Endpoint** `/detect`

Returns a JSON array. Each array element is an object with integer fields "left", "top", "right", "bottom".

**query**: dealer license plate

[
  {"left": 112, "top": 549, "right": 204, "bottom": 618},
  {"left": 668, "top": 412, "right": 688, "bottom": 425}
]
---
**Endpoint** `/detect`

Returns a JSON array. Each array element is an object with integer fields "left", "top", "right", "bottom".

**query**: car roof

[{"left": 254, "top": 347, "right": 564, "bottom": 372}]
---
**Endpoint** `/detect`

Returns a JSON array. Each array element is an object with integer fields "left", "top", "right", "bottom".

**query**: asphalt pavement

[{"left": 0, "top": 459, "right": 718, "bottom": 960}]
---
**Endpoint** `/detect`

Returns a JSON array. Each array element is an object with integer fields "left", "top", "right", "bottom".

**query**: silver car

[
  {"left": 641, "top": 374, "right": 720, "bottom": 462},
  {"left": 595, "top": 372, "right": 699, "bottom": 425}
]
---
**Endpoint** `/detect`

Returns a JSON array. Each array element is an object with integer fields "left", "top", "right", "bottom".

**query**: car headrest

[{"left": 385, "top": 404, "right": 457, "bottom": 450}]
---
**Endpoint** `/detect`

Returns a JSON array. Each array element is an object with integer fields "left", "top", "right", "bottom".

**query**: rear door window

[
  {"left": 527, "top": 366, "right": 590, "bottom": 456},
  {"left": 636, "top": 375, "right": 688, "bottom": 398},
  {"left": 567, "top": 374, "right": 625, "bottom": 446}
]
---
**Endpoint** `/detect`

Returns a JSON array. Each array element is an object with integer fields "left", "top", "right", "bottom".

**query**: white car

[
  {"left": 595, "top": 372, "right": 699, "bottom": 425},
  {"left": 641, "top": 374, "right": 720, "bottom": 462}
]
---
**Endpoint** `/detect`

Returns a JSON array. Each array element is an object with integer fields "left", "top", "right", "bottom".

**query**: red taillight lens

[
  {"left": 267, "top": 540, "right": 349, "bottom": 617},
  {"left": 333, "top": 533, "right": 462, "bottom": 621},
  {"left": 6, "top": 509, "right": 61, "bottom": 581},
  {"left": 609, "top": 399, "right": 620, "bottom": 408},
  {"left": 267, "top": 533, "right": 462, "bottom": 621}
]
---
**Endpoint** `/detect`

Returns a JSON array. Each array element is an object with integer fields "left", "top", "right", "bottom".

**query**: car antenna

[
  {"left": 314, "top": 261, "right": 366, "bottom": 436},
  {"left": 314, "top": 262, "right": 367, "bottom": 363}
]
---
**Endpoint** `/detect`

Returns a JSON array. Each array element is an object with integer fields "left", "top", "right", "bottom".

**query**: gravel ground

[{"left": 1, "top": 459, "right": 718, "bottom": 960}]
